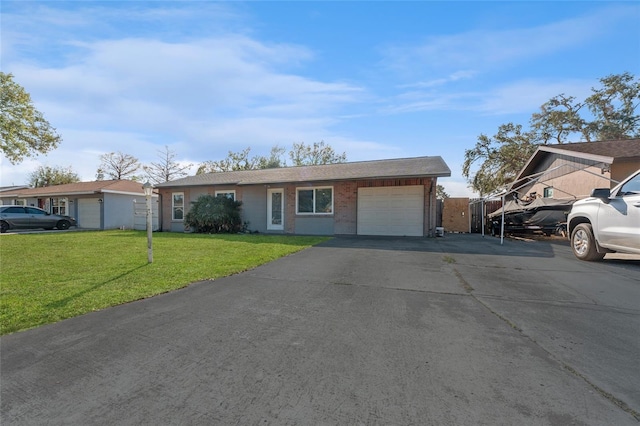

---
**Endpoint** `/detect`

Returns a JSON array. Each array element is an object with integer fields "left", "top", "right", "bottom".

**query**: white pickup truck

[{"left": 567, "top": 169, "right": 640, "bottom": 261}]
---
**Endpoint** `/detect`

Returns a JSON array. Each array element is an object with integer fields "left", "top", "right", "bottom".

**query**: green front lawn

[{"left": 0, "top": 231, "right": 328, "bottom": 335}]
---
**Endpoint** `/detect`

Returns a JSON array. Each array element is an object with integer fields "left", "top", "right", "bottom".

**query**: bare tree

[
  {"left": 97, "top": 151, "right": 141, "bottom": 180},
  {"left": 143, "top": 146, "right": 193, "bottom": 184}
]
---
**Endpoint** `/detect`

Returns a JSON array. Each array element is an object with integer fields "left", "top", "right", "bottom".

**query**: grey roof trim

[
  {"left": 0, "top": 191, "right": 97, "bottom": 198},
  {"left": 156, "top": 156, "right": 451, "bottom": 188},
  {"left": 101, "top": 190, "right": 146, "bottom": 196},
  {"left": 538, "top": 145, "right": 612, "bottom": 163}
]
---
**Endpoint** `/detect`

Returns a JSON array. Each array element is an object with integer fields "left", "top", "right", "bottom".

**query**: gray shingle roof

[
  {"left": 0, "top": 180, "right": 146, "bottom": 198},
  {"left": 156, "top": 156, "right": 451, "bottom": 188},
  {"left": 539, "top": 138, "right": 640, "bottom": 161}
]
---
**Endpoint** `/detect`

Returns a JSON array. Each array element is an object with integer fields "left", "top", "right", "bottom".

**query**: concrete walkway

[{"left": 2, "top": 234, "right": 639, "bottom": 425}]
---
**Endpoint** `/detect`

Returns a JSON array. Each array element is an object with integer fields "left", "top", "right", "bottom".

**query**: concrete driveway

[{"left": 2, "top": 234, "right": 639, "bottom": 425}]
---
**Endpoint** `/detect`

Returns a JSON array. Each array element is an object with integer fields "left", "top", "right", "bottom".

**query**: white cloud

[
  {"left": 474, "top": 79, "right": 593, "bottom": 116},
  {"left": 381, "top": 5, "right": 634, "bottom": 78},
  {"left": 438, "top": 178, "right": 477, "bottom": 199},
  {"left": 1, "top": 25, "right": 371, "bottom": 185}
]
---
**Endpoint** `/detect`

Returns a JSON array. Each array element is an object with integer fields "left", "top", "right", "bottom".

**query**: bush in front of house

[{"left": 184, "top": 195, "right": 244, "bottom": 233}]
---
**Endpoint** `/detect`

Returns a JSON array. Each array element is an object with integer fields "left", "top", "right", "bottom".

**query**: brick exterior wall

[
  {"left": 339, "top": 177, "right": 437, "bottom": 236},
  {"left": 284, "top": 185, "right": 296, "bottom": 234},
  {"left": 334, "top": 181, "right": 358, "bottom": 234},
  {"left": 159, "top": 177, "right": 439, "bottom": 236}
]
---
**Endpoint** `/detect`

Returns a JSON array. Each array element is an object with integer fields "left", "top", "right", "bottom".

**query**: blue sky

[{"left": 2, "top": 1, "right": 639, "bottom": 196}]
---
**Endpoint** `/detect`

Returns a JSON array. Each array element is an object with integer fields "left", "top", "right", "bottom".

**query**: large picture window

[
  {"left": 215, "top": 190, "right": 236, "bottom": 201},
  {"left": 172, "top": 192, "right": 184, "bottom": 220},
  {"left": 296, "top": 187, "right": 333, "bottom": 214}
]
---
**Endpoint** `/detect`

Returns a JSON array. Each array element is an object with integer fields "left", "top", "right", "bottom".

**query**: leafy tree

[
  {"left": 256, "top": 145, "right": 287, "bottom": 169},
  {"left": 28, "top": 165, "right": 80, "bottom": 187},
  {"left": 97, "top": 151, "right": 141, "bottom": 180},
  {"left": 143, "top": 145, "right": 193, "bottom": 184},
  {"left": 584, "top": 72, "right": 640, "bottom": 141},
  {"left": 464, "top": 72, "right": 640, "bottom": 195},
  {"left": 0, "top": 72, "right": 62, "bottom": 164},
  {"left": 197, "top": 147, "right": 257, "bottom": 174},
  {"left": 463, "top": 123, "right": 538, "bottom": 196},
  {"left": 436, "top": 184, "right": 449, "bottom": 200},
  {"left": 197, "top": 141, "right": 346, "bottom": 175},
  {"left": 529, "top": 94, "right": 586, "bottom": 144},
  {"left": 184, "top": 194, "right": 244, "bottom": 233},
  {"left": 289, "top": 141, "right": 347, "bottom": 166}
]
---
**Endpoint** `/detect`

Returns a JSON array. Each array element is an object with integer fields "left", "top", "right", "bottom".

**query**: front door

[{"left": 267, "top": 189, "right": 284, "bottom": 231}]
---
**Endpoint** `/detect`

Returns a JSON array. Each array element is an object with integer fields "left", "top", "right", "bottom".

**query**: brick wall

[{"left": 334, "top": 181, "right": 358, "bottom": 234}]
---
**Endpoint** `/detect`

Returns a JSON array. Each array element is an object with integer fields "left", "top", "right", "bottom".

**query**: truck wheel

[{"left": 571, "top": 223, "right": 605, "bottom": 261}]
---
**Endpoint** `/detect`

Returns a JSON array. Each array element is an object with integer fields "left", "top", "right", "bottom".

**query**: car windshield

[{"left": 618, "top": 173, "right": 640, "bottom": 195}]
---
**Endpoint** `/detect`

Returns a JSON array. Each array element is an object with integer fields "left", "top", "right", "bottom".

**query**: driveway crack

[{"left": 451, "top": 264, "right": 640, "bottom": 422}]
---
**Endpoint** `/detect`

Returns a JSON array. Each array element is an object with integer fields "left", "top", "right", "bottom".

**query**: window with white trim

[
  {"left": 51, "top": 197, "right": 67, "bottom": 215},
  {"left": 215, "top": 190, "right": 236, "bottom": 201},
  {"left": 14, "top": 199, "right": 26, "bottom": 206},
  {"left": 172, "top": 192, "right": 184, "bottom": 220},
  {"left": 296, "top": 187, "right": 333, "bottom": 214}
]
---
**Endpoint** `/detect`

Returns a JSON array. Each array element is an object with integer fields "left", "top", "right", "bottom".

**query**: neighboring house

[
  {"left": 510, "top": 139, "right": 640, "bottom": 200},
  {"left": 0, "top": 180, "right": 159, "bottom": 230},
  {"left": 156, "top": 156, "right": 451, "bottom": 237},
  {"left": 0, "top": 185, "right": 30, "bottom": 194}
]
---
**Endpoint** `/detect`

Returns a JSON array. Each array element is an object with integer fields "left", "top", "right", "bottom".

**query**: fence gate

[
  {"left": 134, "top": 200, "right": 160, "bottom": 231},
  {"left": 470, "top": 199, "right": 502, "bottom": 233}
]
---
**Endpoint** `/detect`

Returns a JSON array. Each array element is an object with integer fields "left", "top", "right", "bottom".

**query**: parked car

[
  {"left": 0, "top": 206, "right": 77, "bottom": 233},
  {"left": 567, "top": 169, "right": 640, "bottom": 260}
]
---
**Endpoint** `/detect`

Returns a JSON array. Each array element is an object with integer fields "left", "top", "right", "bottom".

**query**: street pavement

[{"left": 2, "top": 233, "right": 639, "bottom": 425}]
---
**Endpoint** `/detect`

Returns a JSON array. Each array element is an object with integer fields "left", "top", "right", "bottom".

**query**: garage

[
  {"left": 357, "top": 186, "right": 424, "bottom": 236},
  {"left": 78, "top": 198, "right": 101, "bottom": 229}
]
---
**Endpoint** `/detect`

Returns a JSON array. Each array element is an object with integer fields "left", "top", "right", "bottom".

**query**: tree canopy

[
  {"left": 28, "top": 165, "right": 80, "bottom": 188},
  {"left": 463, "top": 72, "right": 640, "bottom": 196},
  {"left": 436, "top": 184, "right": 449, "bottom": 200},
  {"left": 289, "top": 141, "right": 347, "bottom": 166},
  {"left": 196, "top": 142, "right": 346, "bottom": 175},
  {"left": 0, "top": 72, "right": 62, "bottom": 164},
  {"left": 96, "top": 151, "right": 141, "bottom": 180}
]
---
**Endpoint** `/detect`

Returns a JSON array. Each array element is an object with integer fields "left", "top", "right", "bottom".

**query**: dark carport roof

[{"left": 157, "top": 156, "right": 451, "bottom": 188}]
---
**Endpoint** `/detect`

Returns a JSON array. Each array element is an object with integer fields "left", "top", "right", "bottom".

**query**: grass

[{"left": 0, "top": 230, "right": 329, "bottom": 335}]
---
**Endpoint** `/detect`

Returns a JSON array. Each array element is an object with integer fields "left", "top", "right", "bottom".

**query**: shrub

[{"left": 184, "top": 195, "right": 244, "bottom": 233}]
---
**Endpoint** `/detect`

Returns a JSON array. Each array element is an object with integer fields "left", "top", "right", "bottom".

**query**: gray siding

[
  {"left": 240, "top": 186, "right": 268, "bottom": 233},
  {"left": 294, "top": 216, "right": 334, "bottom": 235},
  {"left": 103, "top": 193, "right": 137, "bottom": 229},
  {"left": 103, "top": 193, "right": 158, "bottom": 230}
]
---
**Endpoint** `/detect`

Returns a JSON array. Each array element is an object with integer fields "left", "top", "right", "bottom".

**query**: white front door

[{"left": 267, "top": 189, "right": 284, "bottom": 230}]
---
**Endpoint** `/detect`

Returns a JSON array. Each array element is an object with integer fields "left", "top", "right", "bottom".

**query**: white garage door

[
  {"left": 78, "top": 198, "right": 101, "bottom": 229},
  {"left": 357, "top": 186, "right": 424, "bottom": 236}
]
